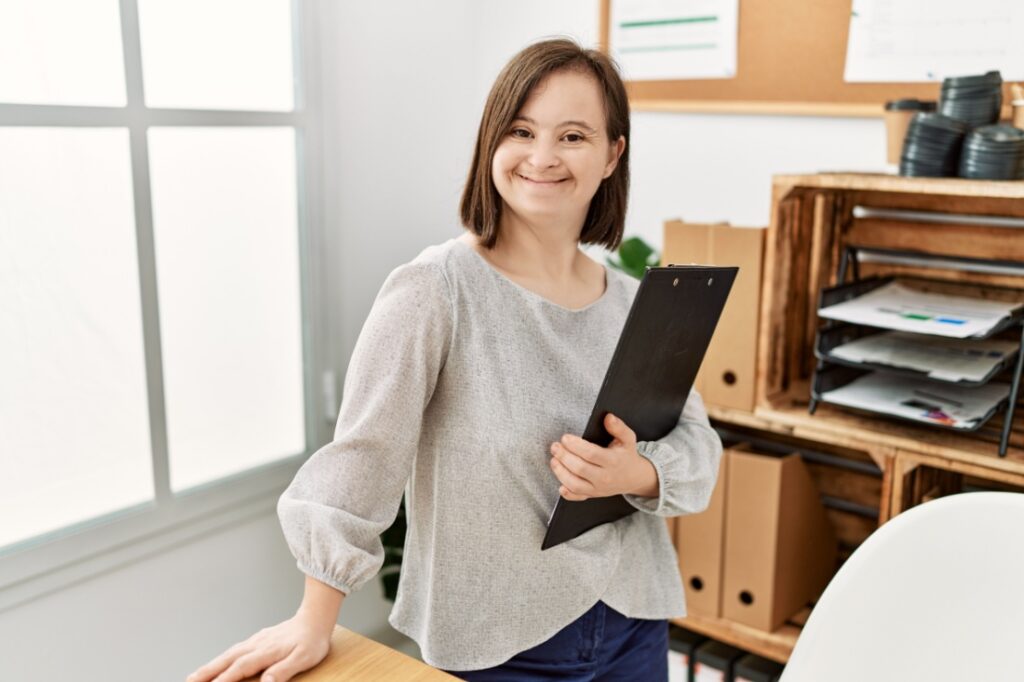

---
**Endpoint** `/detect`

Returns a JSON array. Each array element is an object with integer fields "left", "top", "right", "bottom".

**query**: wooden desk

[{"left": 243, "top": 625, "right": 459, "bottom": 681}]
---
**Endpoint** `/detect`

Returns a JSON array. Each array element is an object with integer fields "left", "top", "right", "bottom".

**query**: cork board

[{"left": 599, "top": 0, "right": 1014, "bottom": 118}]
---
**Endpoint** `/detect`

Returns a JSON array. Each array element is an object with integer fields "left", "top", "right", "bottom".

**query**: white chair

[{"left": 780, "top": 491, "right": 1024, "bottom": 682}]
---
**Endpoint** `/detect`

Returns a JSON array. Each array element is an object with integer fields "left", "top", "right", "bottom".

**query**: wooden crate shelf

[
  {"left": 681, "top": 172, "right": 1024, "bottom": 664},
  {"left": 773, "top": 172, "right": 1024, "bottom": 200},
  {"left": 711, "top": 399, "right": 1024, "bottom": 474},
  {"left": 670, "top": 611, "right": 804, "bottom": 665},
  {"left": 757, "top": 172, "right": 1024, "bottom": 470}
]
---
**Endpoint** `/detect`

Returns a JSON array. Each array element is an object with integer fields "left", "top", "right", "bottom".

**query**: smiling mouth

[{"left": 516, "top": 173, "right": 567, "bottom": 184}]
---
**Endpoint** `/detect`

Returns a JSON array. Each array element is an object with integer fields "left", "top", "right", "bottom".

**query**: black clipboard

[{"left": 541, "top": 264, "right": 738, "bottom": 551}]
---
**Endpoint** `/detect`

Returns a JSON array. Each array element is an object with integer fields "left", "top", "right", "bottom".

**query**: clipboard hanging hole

[
  {"left": 723, "top": 371, "right": 736, "bottom": 385},
  {"left": 672, "top": 277, "right": 679, "bottom": 287},
  {"left": 739, "top": 590, "right": 755, "bottom": 606},
  {"left": 707, "top": 277, "right": 714, "bottom": 286},
  {"left": 689, "top": 576, "right": 704, "bottom": 592}
]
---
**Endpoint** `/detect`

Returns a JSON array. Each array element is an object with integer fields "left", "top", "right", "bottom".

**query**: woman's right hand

[{"left": 185, "top": 612, "right": 333, "bottom": 682}]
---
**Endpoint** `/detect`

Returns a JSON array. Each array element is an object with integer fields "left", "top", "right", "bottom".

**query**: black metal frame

[{"left": 808, "top": 245, "right": 1024, "bottom": 457}]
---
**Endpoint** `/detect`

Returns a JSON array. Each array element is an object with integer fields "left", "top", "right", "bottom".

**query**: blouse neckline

[{"left": 452, "top": 237, "right": 613, "bottom": 314}]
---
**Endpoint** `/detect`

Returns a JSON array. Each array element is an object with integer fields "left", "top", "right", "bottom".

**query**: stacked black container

[
  {"left": 900, "top": 70, "right": 1024, "bottom": 180},
  {"left": 899, "top": 113, "right": 968, "bottom": 177},
  {"left": 960, "top": 125, "right": 1024, "bottom": 180},
  {"left": 939, "top": 71, "right": 1003, "bottom": 127}
]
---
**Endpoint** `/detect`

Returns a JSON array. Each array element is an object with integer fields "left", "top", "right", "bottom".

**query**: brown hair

[{"left": 459, "top": 37, "right": 630, "bottom": 251}]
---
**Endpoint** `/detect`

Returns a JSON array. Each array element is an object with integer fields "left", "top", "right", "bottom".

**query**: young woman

[{"left": 187, "top": 38, "right": 722, "bottom": 682}]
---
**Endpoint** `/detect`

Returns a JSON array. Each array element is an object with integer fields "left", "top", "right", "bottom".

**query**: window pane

[
  {"left": 0, "top": 128, "right": 151, "bottom": 550},
  {"left": 138, "top": 0, "right": 295, "bottom": 111},
  {"left": 0, "top": 0, "right": 126, "bottom": 106},
  {"left": 148, "top": 127, "right": 305, "bottom": 492}
]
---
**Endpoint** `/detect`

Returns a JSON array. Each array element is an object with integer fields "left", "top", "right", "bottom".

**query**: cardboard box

[
  {"left": 721, "top": 448, "right": 837, "bottom": 632},
  {"left": 673, "top": 443, "right": 742, "bottom": 617},
  {"left": 661, "top": 221, "right": 765, "bottom": 412}
]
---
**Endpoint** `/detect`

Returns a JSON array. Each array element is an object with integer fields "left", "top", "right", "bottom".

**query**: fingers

[
  {"left": 604, "top": 413, "right": 637, "bottom": 447},
  {"left": 187, "top": 640, "right": 252, "bottom": 682},
  {"left": 557, "top": 433, "right": 607, "bottom": 464},
  {"left": 188, "top": 637, "right": 288, "bottom": 682},
  {"left": 210, "top": 647, "right": 284, "bottom": 682},
  {"left": 187, "top": 616, "right": 332, "bottom": 682},
  {"left": 559, "top": 485, "right": 589, "bottom": 501},
  {"left": 550, "top": 441, "right": 599, "bottom": 481},
  {"left": 549, "top": 450, "right": 593, "bottom": 499}
]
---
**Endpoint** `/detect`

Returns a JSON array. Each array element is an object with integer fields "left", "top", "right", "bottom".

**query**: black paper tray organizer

[
  {"left": 810, "top": 364, "right": 1010, "bottom": 434},
  {"left": 813, "top": 322, "right": 1021, "bottom": 387},
  {"left": 815, "top": 274, "right": 1024, "bottom": 339},
  {"left": 809, "top": 245, "right": 1024, "bottom": 457}
]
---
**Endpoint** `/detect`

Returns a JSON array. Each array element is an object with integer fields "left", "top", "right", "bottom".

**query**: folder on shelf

[
  {"left": 541, "top": 264, "right": 738, "bottom": 551},
  {"left": 694, "top": 641, "right": 745, "bottom": 681},
  {"left": 674, "top": 442, "right": 734, "bottom": 617},
  {"left": 662, "top": 221, "right": 765, "bottom": 412},
  {"left": 720, "top": 449, "right": 836, "bottom": 632}
]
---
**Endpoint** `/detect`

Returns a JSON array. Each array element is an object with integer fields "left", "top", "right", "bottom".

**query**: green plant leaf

[{"left": 607, "top": 235, "right": 660, "bottom": 280}]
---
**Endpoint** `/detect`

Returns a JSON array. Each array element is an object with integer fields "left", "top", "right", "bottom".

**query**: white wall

[
  {"left": 468, "top": 0, "right": 888, "bottom": 244},
  {"left": 0, "top": 2, "right": 479, "bottom": 680},
  {"left": 325, "top": 1, "right": 479, "bottom": 360},
  {"left": 0, "top": 2, "right": 896, "bottom": 679}
]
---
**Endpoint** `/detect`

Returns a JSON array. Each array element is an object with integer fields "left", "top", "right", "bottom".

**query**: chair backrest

[{"left": 780, "top": 491, "right": 1024, "bottom": 682}]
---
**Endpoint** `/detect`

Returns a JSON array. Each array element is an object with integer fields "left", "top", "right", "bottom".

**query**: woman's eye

[
  {"left": 563, "top": 133, "right": 584, "bottom": 143},
  {"left": 510, "top": 128, "right": 531, "bottom": 138}
]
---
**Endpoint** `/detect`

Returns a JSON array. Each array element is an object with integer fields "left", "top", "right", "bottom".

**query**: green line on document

[
  {"left": 619, "top": 16, "right": 718, "bottom": 29},
  {"left": 618, "top": 43, "right": 717, "bottom": 54}
]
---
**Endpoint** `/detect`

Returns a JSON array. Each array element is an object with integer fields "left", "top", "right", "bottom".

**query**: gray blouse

[{"left": 277, "top": 236, "right": 724, "bottom": 670}]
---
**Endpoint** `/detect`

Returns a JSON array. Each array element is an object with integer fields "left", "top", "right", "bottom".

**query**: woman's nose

[{"left": 526, "top": 139, "right": 559, "bottom": 168}]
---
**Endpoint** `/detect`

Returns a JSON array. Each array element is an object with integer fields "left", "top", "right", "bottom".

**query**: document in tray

[
  {"left": 818, "top": 282, "right": 1021, "bottom": 339},
  {"left": 829, "top": 331, "right": 1020, "bottom": 383},
  {"left": 821, "top": 372, "right": 1010, "bottom": 430}
]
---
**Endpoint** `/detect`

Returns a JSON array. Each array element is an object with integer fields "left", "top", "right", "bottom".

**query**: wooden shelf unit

[
  {"left": 686, "top": 172, "right": 1024, "bottom": 663},
  {"left": 670, "top": 611, "right": 803, "bottom": 665},
  {"left": 756, "top": 172, "right": 1024, "bottom": 473}
]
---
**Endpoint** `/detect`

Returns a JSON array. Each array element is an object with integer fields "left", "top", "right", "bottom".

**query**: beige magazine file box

[
  {"left": 661, "top": 221, "right": 765, "bottom": 413},
  {"left": 721, "top": 448, "right": 837, "bottom": 632},
  {"left": 672, "top": 442, "right": 741, "bottom": 618}
]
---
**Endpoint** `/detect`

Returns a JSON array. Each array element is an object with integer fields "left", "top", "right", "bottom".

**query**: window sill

[{"left": 0, "top": 454, "right": 306, "bottom": 613}]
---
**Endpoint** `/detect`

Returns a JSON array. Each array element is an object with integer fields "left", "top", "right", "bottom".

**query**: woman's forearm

[
  {"left": 296, "top": 575, "right": 346, "bottom": 633},
  {"left": 629, "top": 456, "right": 660, "bottom": 498}
]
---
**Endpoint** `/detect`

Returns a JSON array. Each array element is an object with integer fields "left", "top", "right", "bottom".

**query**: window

[{"left": 0, "top": 0, "right": 324, "bottom": 608}]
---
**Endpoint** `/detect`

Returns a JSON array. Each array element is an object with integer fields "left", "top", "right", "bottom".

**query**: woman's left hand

[{"left": 549, "top": 412, "right": 657, "bottom": 501}]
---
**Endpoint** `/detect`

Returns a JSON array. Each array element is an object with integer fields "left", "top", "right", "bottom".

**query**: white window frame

[{"left": 0, "top": 0, "right": 328, "bottom": 612}]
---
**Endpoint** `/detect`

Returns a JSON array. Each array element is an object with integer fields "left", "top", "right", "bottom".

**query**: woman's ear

[{"left": 603, "top": 135, "right": 626, "bottom": 178}]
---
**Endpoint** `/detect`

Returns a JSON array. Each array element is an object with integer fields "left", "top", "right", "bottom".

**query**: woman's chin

[{"left": 508, "top": 204, "right": 579, "bottom": 224}]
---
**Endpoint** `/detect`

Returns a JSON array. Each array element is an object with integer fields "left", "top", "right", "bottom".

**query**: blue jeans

[{"left": 441, "top": 600, "right": 668, "bottom": 681}]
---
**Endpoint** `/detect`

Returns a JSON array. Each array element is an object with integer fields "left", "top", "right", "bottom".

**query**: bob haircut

[{"left": 459, "top": 38, "right": 630, "bottom": 251}]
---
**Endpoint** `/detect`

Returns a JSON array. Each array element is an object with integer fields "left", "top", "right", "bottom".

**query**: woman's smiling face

[{"left": 491, "top": 69, "right": 624, "bottom": 231}]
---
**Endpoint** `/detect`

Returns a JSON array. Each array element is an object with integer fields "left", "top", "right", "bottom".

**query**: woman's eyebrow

[{"left": 513, "top": 116, "right": 597, "bottom": 133}]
